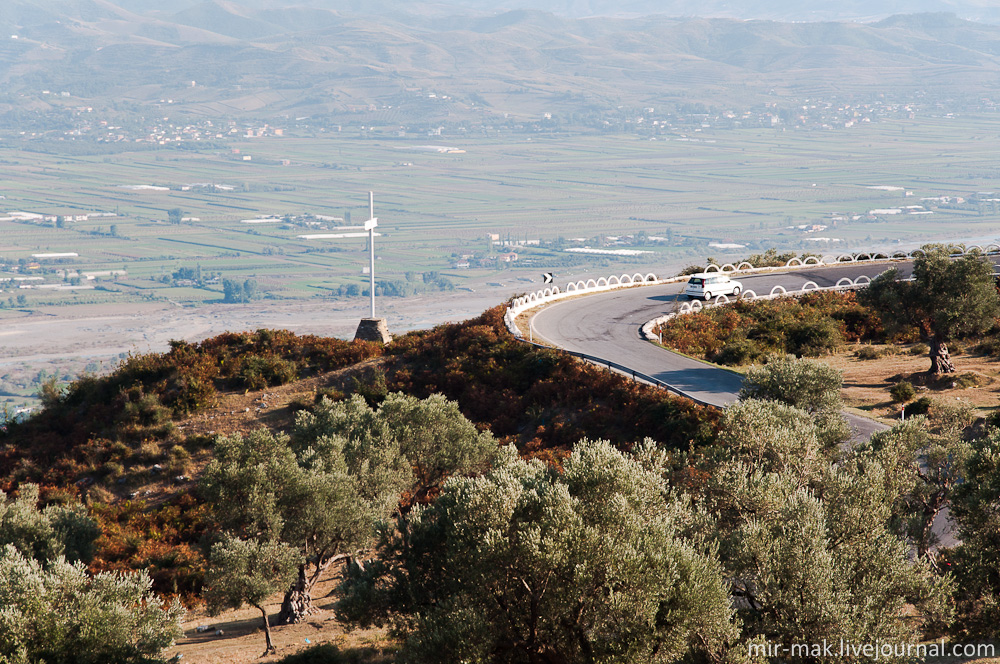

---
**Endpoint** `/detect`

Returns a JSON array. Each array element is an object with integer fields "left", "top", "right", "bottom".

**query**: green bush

[
  {"left": 101, "top": 461, "right": 125, "bottom": 480},
  {"left": 276, "top": 644, "right": 388, "bottom": 663},
  {"left": 239, "top": 355, "right": 299, "bottom": 390},
  {"left": 909, "top": 343, "right": 930, "bottom": 356},
  {"left": 855, "top": 346, "right": 882, "bottom": 360},
  {"left": 904, "top": 396, "right": 932, "bottom": 417},
  {"left": 889, "top": 381, "right": 916, "bottom": 403},
  {"left": 713, "top": 338, "right": 769, "bottom": 365},
  {"left": 119, "top": 389, "right": 171, "bottom": 427},
  {"left": 787, "top": 318, "right": 843, "bottom": 357}
]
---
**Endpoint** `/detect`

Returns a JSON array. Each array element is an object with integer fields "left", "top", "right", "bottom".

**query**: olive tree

[
  {"left": 851, "top": 419, "right": 972, "bottom": 556},
  {"left": 203, "top": 536, "right": 298, "bottom": 655},
  {"left": 0, "top": 484, "right": 100, "bottom": 565},
  {"left": 0, "top": 544, "right": 184, "bottom": 664},
  {"left": 200, "top": 427, "right": 391, "bottom": 626},
  {"left": 739, "top": 355, "right": 850, "bottom": 448},
  {"left": 0, "top": 485, "right": 183, "bottom": 662},
  {"left": 859, "top": 245, "right": 1000, "bottom": 373},
  {"left": 338, "top": 440, "right": 737, "bottom": 664},
  {"left": 949, "top": 428, "right": 1000, "bottom": 636},
  {"left": 201, "top": 393, "right": 498, "bottom": 626},
  {"left": 707, "top": 404, "right": 954, "bottom": 651}
]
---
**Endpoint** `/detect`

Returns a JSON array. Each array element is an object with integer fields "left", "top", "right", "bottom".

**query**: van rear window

[{"left": 688, "top": 278, "right": 704, "bottom": 285}]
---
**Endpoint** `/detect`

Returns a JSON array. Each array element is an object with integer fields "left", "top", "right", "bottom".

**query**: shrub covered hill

[
  {"left": 8, "top": 296, "right": 1000, "bottom": 663},
  {"left": 0, "top": 305, "right": 716, "bottom": 600}
]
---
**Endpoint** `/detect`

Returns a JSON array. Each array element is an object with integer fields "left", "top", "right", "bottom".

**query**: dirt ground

[
  {"left": 825, "top": 343, "right": 1000, "bottom": 422},
  {"left": 170, "top": 566, "right": 395, "bottom": 664}
]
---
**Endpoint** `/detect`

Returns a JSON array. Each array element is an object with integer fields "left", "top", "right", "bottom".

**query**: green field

[{"left": 3, "top": 115, "right": 1000, "bottom": 308}]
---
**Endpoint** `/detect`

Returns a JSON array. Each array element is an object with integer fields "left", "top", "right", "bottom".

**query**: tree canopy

[
  {"left": 200, "top": 393, "right": 499, "bottom": 630},
  {"left": 0, "top": 486, "right": 182, "bottom": 664},
  {"left": 859, "top": 245, "right": 1000, "bottom": 373},
  {"left": 739, "top": 354, "right": 850, "bottom": 448},
  {"left": 338, "top": 440, "right": 737, "bottom": 664}
]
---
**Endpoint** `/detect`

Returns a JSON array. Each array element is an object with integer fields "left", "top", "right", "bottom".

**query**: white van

[{"left": 683, "top": 273, "right": 743, "bottom": 301}]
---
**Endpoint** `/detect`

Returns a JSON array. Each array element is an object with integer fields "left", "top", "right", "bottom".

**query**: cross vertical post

[
  {"left": 368, "top": 191, "right": 375, "bottom": 318},
  {"left": 354, "top": 191, "right": 391, "bottom": 343}
]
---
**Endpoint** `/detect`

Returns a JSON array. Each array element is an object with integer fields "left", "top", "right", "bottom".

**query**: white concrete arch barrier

[
  {"left": 837, "top": 254, "right": 856, "bottom": 263},
  {"left": 690, "top": 299, "right": 703, "bottom": 312},
  {"left": 855, "top": 252, "right": 872, "bottom": 262},
  {"left": 987, "top": 244, "right": 1000, "bottom": 254},
  {"left": 910, "top": 249, "right": 925, "bottom": 258},
  {"left": 770, "top": 285, "right": 787, "bottom": 296},
  {"left": 741, "top": 290, "right": 757, "bottom": 300},
  {"left": 736, "top": 261, "right": 754, "bottom": 271},
  {"left": 803, "top": 256, "right": 823, "bottom": 265},
  {"left": 786, "top": 257, "right": 803, "bottom": 267},
  {"left": 967, "top": 245, "right": 984, "bottom": 254},
  {"left": 506, "top": 270, "right": 670, "bottom": 337},
  {"left": 891, "top": 250, "right": 908, "bottom": 259},
  {"left": 800, "top": 281, "right": 820, "bottom": 291},
  {"left": 704, "top": 264, "right": 721, "bottom": 273},
  {"left": 821, "top": 254, "right": 838, "bottom": 264},
  {"left": 854, "top": 275, "right": 871, "bottom": 285},
  {"left": 714, "top": 294, "right": 731, "bottom": 304},
  {"left": 721, "top": 263, "right": 737, "bottom": 272},
  {"left": 835, "top": 277, "right": 855, "bottom": 288},
  {"left": 679, "top": 302, "right": 692, "bottom": 314}
]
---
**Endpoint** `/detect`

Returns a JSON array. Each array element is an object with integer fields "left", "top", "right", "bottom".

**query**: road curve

[
  {"left": 529, "top": 261, "right": 929, "bottom": 440},
  {"left": 530, "top": 257, "right": 993, "bottom": 543}
]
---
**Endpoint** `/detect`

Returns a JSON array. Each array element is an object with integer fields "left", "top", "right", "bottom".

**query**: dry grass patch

[{"left": 825, "top": 343, "right": 1000, "bottom": 421}]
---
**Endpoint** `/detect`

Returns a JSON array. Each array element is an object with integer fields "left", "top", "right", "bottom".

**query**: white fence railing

[
  {"left": 501, "top": 251, "right": 931, "bottom": 406},
  {"left": 504, "top": 271, "right": 682, "bottom": 336},
  {"left": 502, "top": 250, "right": 919, "bottom": 337},
  {"left": 701, "top": 244, "right": 1000, "bottom": 276}
]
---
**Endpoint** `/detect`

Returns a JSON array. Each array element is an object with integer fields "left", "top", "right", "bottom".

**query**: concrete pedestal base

[{"left": 354, "top": 317, "right": 392, "bottom": 343}]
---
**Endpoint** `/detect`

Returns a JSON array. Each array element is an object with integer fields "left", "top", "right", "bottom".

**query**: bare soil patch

[
  {"left": 824, "top": 343, "right": 1000, "bottom": 421},
  {"left": 170, "top": 563, "right": 396, "bottom": 663}
]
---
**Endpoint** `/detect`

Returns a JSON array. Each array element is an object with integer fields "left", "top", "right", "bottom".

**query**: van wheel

[
  {"left": 703, "top": 292, "right": 712, "bottom": 301},
  {"left": 733, "top": 287, "right": 741, "bottom": 296}
]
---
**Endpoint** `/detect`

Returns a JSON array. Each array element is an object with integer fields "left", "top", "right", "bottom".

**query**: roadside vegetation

[
  {"left": 656, "top": 290, "right": 884, "bottom": 364},
  {"left": 659, "top": 246, "right": 1000, "bottom": 374}
]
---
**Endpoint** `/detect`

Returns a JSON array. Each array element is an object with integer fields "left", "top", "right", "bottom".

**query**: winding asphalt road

[
  {"left": 529, "top": 260, "right": 927, "bottom": 441},
  {"left": 530, "top": 257, "right": 989, "bottom": 547}
]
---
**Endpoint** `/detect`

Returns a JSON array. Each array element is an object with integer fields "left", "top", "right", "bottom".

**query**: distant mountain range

[
  {"left": 3, "top": 2, "right": 1000, "bottom": 121},
  {"left": 69, "top": 0, "right": 1000, "bottom": 23}
]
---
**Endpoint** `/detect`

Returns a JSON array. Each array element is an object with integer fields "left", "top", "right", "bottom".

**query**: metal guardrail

[{"left": 520, "top": 340, "right": 715, "bottom": 407}]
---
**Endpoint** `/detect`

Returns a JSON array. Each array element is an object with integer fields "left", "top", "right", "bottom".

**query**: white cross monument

[{"left": 353, "top": 191, "right": 392, "bottom": 343}]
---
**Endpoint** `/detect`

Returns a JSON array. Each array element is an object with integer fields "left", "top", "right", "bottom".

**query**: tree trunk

[
  {"left": 276, "top": 564, "right": 316, "bottom": 625},
  {"left": 255, "top": 604, "right": 276, "bottom": 656},
  {"left": 929, "top": 338, "right": 956, "bottom": 374}
]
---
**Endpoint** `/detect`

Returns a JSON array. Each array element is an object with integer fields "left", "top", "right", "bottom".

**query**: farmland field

[{"left": 3, "top": 115, "right": 1000, "bottom": 410}]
